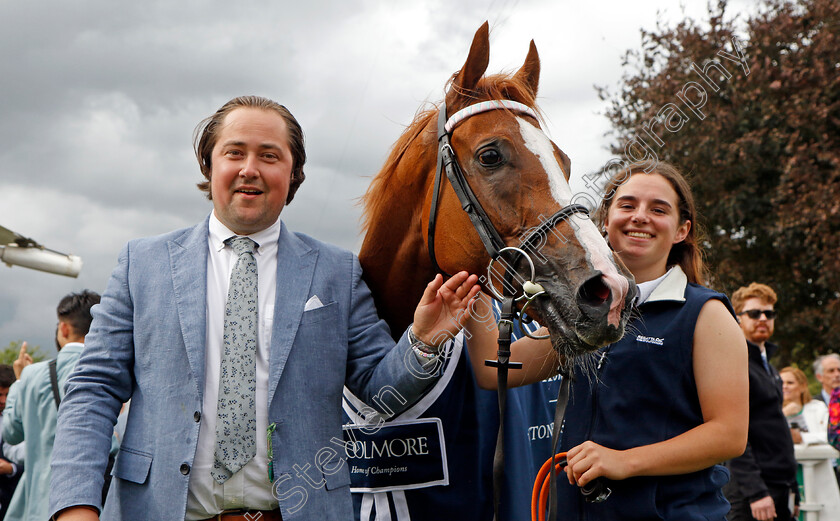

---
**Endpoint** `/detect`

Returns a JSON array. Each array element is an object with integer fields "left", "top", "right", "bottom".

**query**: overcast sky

[{"left": 0, "top": 0, "right": 757, "bottom": 356}]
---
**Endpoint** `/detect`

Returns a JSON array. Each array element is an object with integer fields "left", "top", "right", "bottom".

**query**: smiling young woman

[
  {"left": 466, "top": 160, "right": 748, "bottom": 521},
  {"left": 594, "top": 161, "right": 705, "bottom": 284}
]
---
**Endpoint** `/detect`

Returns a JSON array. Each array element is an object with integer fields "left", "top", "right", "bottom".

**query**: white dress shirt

[{"left": 185, "top": 213, "right": 281, "bottom": 519}]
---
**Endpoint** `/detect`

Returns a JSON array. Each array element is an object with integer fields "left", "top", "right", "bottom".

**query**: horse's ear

[
  {"left": 514, "top": 40, "right": 540, "bottom": 98},
  {"left": 446, "top": 21, "right": 491, "bottom": 109},
  {"left": 556, "top": 146, "right": 572, "bottom": 180}
]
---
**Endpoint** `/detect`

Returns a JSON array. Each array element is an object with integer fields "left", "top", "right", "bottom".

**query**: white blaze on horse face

[{"left": 516, "top": 118, "right": 629, "bottom": 327}]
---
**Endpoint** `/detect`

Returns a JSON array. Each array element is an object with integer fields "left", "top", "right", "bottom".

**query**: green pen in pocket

[{"left": 267, "top": 422, "right": 277, "bottom": 483}]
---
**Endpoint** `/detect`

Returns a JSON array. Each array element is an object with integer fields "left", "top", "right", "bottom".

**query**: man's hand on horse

[{"left": 412, "top": 272, "right": 481, "bottom": 346}]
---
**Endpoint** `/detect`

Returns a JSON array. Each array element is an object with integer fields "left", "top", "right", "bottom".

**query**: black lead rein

[{"left": 485, "top": 294, "right": 523, "bottom": 521}]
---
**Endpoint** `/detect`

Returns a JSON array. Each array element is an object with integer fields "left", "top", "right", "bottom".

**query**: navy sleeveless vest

[{"left": 557, "top": 280, "right": 733, "bottom": 521}]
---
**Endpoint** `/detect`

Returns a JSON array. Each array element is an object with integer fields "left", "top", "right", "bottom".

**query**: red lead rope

[{"left": 531, "top": 452, "right": 567, "bottom": 521}]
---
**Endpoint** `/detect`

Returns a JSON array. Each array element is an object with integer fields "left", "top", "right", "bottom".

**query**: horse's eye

[{"left": 477, "top": 148, "right": 503, "bottom": 167}]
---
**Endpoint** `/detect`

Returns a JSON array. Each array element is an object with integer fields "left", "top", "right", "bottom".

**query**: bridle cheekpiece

[{"left": 427, "top": 99, "right": 590, "bottom": 338}]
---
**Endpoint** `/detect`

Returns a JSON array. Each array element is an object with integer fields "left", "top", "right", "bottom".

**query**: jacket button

[
  {"left": 180, "top": 463, "right": 190, "bottom": 475},
  {"left": 194, "top": 411, "right": 201, "bottom": 422}
]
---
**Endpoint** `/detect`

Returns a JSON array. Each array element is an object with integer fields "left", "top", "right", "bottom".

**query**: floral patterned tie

[{"left": 212, "top": 236, "right": 259, "bottom": 484}]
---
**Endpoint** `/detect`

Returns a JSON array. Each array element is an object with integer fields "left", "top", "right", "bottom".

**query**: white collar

[
  {"left": 636, "top": 265, "right": 688, "bottom": 305},
  {"left": 208, "top": 212, "right": 282, "bottom": 254}
]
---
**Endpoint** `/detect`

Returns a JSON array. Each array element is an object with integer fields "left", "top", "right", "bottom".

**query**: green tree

[
  {"left": 0, "top": 340, "right": 47, "bottom": 365},
  {"left": 597, "top": 0, "right": 840, "bottom": 369}
]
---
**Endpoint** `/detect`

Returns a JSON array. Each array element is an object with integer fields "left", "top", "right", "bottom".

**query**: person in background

[
  {"left": 780, "top": 367, "right": 828, "bottom": 445},
  {"left": 830, "top": 392, "right": 840, "bottom": 446},
  {"left": 3, "top": 291, "right": 101, "bottom": 521},
  {"left": 812, "top": 353, "right": 840, "bottom": 486},
  {"left": 725, "top": 283, "right": 797, "bottom": 521},
  {"left": 0, "top": 364, "right": 24, "bottom": 520},
  {"left": 813, "top": 354, "right": 840, "bottom": 405}
]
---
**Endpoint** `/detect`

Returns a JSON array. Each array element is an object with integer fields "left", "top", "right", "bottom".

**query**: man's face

[
  {"left": 209, "top": 107, "right": 294, "bottom": 235},
  {"left": 738, "top": 297, "right": 775, "bottom": 344},
  {"left": 817, "top": 357, "right": 840, "bottom": 392},
  {"left": 0, "top": 386, "right": 8, "bottom": 414}
]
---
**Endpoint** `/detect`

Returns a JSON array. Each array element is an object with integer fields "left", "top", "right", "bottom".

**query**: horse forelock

[{"left": 447, "top": 71, "right": 543, "bottom": 121}]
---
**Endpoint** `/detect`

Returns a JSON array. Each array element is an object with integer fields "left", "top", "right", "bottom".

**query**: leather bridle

[
  {"left": 427, "top": 99, "right": 589, "bottom": 305},
  {"left": 426, "top": 100, "right": 609, "bottom": 521}
]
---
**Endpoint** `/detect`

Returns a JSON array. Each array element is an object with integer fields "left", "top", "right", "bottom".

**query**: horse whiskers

[
  {"left": 558, "top": 349, "right": 601, "bottom": 383},
  {"left": 533, "top": 349, "right": 564, "bottom": 381},
  {"left": 619, "top": 305, "right": 644, "bottom": 338},
  {"left": 623, "top": 319, "right": 643, "bottom": 338},
  {"left": 562, "top": 305, "right": 646, "bottom": 386}
]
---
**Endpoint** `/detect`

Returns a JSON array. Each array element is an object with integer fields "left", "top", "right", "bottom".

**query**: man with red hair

[{"left": 725, "top": 283, "right": 797, "bottom": 521}]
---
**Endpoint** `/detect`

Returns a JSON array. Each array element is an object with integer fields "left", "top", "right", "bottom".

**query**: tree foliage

[
  {"left": 0, "top": 340, "right": 46, "bottom": 366},
  {"left": 598, "top": 0, "right": 840, "bottom": 369}
]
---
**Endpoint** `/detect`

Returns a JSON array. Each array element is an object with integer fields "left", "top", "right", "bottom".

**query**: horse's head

[
  {"left": 360, "top": 22, "right": 634, "bottom": 358},
  {"left": 423, "top": 22, "right": 636, "bottom": 358}
]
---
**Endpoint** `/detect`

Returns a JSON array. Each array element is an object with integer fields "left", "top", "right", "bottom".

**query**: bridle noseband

[{"left": 427, "top": 99, "right": 589, "bottom": 331}]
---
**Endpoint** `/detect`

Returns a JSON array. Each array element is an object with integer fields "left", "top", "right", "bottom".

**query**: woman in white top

[{"left": 781, "top": 366, "right": 829, "bottom": 444}]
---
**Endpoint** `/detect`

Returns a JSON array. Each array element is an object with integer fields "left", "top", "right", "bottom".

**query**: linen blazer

[
  {"left": 3, "top": 346, "right": 87, "bottom": 521},
  {"left": 49, "top": 218, "right": 434, "bottom": 520}
]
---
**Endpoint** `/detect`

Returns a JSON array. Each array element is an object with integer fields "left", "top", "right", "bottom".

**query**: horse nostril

[{"left": 578, "top": 275, "right": 611, "bottom": 306}]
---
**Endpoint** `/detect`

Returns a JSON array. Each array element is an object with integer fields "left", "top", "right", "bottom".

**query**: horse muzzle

[{"left": 525, "top": 270, "right": 636, "bottom": 358}]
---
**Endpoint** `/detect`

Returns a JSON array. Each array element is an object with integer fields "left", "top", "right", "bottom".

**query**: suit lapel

[
  {"left": 268, "top": 223, "right": 317, "bottom": 406},
  {"left": 169, "top": 218, "right": 209, "bottom": 402}
]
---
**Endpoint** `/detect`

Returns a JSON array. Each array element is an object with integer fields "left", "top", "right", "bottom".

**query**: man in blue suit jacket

[{"left": 49, "top": 96, "right": 479, "bottom": 521}]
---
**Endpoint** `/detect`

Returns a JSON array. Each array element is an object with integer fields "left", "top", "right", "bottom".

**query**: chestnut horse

[{"left": 360, "top": 23, "right": 634, "bottom": 361}]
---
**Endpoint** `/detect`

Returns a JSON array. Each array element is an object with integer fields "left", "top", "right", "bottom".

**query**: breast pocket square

[{"left": 304, "top": 295, "right": 324, "bottom": 311}]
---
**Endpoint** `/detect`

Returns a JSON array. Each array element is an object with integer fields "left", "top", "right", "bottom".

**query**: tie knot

[{"left": 226, "top": 236, "right": 258, "bottom": 256}]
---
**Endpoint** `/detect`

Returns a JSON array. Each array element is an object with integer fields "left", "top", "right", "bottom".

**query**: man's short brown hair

[{"left": 731, "top": 282, "right": 777, "bottom": 314}]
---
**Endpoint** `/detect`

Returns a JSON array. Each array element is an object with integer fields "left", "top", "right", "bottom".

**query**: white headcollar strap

[{"left": 444, "top": 99, "right": 538, "bottom": 133}]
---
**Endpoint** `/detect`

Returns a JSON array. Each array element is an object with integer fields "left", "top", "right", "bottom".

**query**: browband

[{"left": 444, "top": 99, "right": 538, "bottom": 133}]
